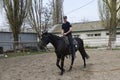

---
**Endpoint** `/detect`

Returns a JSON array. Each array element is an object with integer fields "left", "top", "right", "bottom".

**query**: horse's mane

[{"left": 48, "top": 33, "right": 62, "bottom": 40}]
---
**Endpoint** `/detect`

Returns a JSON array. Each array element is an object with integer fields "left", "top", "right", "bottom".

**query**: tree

[
  {"left": 27, "top": 0, "right": 43, "bottom": 42},
  {"left": 0, "top": 0, "right": 3, "bottom": 12},
  {"left": 3, "top": 0, "right": 31, "bottom": 50},
  {"left": 98, "top": 0, "right": 110, "bottom": 28},
  {"left": 42, "top": 3, "right": 52, "bottom": 31},
  {"left": 52, "top": 0, "right": 63, "bottom": 25},
  {"left": 98, "top": 0, "right": 120, "bottom": 49},
  {"left": 27, "top": 0, "right": 52, "bottom": 41}
]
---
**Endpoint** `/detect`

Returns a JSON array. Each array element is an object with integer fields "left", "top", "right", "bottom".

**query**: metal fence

[
  {"left": 0, "top": 37, "right": 120, "bottom": 54},
  {"left": 46, "top": 37, "right": 120, "bottom": 49},
  {"left": 0, "top": 42, "right": 39, "bottom": 53}
]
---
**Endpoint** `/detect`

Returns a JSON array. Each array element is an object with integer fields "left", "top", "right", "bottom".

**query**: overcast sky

[
  {"left": 63, "top": 0, "right": 100, "bottom": 23},
  {"left": 0, "top": 0, "right": 100, "bottom": 29}
]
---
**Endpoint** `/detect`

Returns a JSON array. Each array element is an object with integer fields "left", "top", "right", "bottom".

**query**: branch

[
  {"left": 103, "top": 0, "right": 112, "bottom": 12},
  {"left": 117, "top": 5, "right": 120, "bottom": 12}
]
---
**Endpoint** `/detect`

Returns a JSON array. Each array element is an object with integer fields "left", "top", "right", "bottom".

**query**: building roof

[
  {"left": 72, "top": 21, "right": 104, "bottom": 31},
  {"left": 53, "top": 21, "right": 103, "bottom": 32},
  {"left": 52, "top": 21, "right": 120, "bottom": 33}
]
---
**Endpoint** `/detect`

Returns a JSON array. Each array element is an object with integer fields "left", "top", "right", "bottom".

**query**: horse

[{"left": 41, "top": 32, "right": 89, "bottom": 75}]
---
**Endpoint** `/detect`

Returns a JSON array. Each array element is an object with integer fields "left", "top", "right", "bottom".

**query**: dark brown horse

[{"left": 41, "top": 32, "right": 89, "bottom": 75}]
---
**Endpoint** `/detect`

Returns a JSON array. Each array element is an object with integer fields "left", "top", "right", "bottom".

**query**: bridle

[{"left": 41, "top": 34, "right": 50, "bottom": 47}]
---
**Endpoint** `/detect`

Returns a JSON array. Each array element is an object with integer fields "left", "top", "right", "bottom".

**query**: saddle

[
  {"left": 63, "top": 36, "right": 78, "bottom": 48},
  {"left": 63, "top": 36, "right": 69, "bottom": 45}
]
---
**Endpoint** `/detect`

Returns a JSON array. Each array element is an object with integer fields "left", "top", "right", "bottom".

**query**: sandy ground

[{"left": 0, "top": 49, "right": 120, "bottom": 80}]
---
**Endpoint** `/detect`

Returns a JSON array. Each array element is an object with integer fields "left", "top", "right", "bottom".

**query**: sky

[
  {"left": 63, "top": 0, "right": 100, "bottom": 23},
  {"left": 0, "top": 0, "right": 100, "bottom": 29}
]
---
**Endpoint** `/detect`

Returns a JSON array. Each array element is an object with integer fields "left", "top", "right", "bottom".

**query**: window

[
  {"left": 87, "top": 33, "right": 101, "bottom": 37},
  {"left": 95, "top": 33, "right": 101, "bottom": 36},
  {"left": 106, "top": 32, "right": 120, "bottom": 35},
  {"left": 106, "top": 33, "right": 109, "bottom": 35},
  {"left": 117, "top": 32, "right": 120, "bottom": 35},
  {"left": 73, "top": 35, "right": 80, "bottom": 38},
  {"left": 87, "top": 34, "right": 93, "bottom": 37}
]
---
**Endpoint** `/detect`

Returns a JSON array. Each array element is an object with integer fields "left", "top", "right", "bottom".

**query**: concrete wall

[
  {"left": 50, "top": 30, "right": 120, "bottom": 48},
  {"left": 72, "top": 30, "right": 120, "bottom": 47}
]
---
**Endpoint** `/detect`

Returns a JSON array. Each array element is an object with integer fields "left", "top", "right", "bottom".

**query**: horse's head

[{"left": 41, "top": 32, "right": 51, "bottom": 47}]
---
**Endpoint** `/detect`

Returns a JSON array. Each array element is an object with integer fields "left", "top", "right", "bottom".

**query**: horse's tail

[
  {"left": 76, "top": 38, "right": 90, "bottom": 59},
  {"left": 84, "top": 50, "right": 90, "bottom": 59}
]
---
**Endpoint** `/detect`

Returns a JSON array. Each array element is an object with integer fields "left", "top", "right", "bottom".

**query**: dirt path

[{"left": 0, "top": 49, "right": 120, "bottom": 80}]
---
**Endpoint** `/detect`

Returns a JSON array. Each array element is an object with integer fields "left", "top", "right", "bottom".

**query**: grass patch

[
  {"left": 2, "top": 51, "right": 50, "bottom": 58},
  {"left": 85, "top": 46, "right": 98, "bottom": 49},
  {"left": 112, "top": 48, "right": 120, "bottom": 50}
]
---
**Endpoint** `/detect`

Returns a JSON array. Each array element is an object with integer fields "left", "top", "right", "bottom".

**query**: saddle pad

[
  {"left": 73, "top": 39, "right": 78, "bottom": 45},
  {"left": 63, "top": 36, "right": 69, "bottom": 45}
]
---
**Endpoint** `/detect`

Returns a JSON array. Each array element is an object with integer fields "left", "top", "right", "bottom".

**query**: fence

[
  {"left": 82, "top": 37, "right": 120, "bottom": 47},
  {"left": 0, "top": 42, "right": 39, "bottom": 53},
  {"left": 46, "top": 37, "right": 120, "bottom": 49},
  {"left": 0, "top": 37, "right": 120, "bottom": 53}
]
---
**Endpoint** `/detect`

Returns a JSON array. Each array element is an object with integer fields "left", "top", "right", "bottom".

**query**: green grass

[
  {"left": 85, "top": 46, "right": 98, "bottom": 49},
  {"left": 112, "top": 48, "right": 120, "bottom": 50},
  {"left": 1, "top": 51, "right": 50, "bottom": 58}
]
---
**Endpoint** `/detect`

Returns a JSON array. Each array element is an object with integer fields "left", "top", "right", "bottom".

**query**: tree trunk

[
  {"left": 13, "top": 33, "right": 19, "bottom": 52},
  {"left": 108, "top": 25, "right": 116, "bottom": 49},
  {"left": 52, "top": 0, "right": 63, "bottom": 25},
  {"left": 108, "top": 1, "right": 117, "bottom": 49},
  {"left": 3, "top": 0, "right": 31, "bottom": 52}
]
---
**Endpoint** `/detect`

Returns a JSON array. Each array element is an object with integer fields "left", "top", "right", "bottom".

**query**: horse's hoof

[
  {"left": 60, "top": 73, "right": 63, "bottom": 75},
  {"left": 84, "top": 66, "right": 86, "bottom": 68},
  {"left": 68, "top": 68, "right": 72, "bottom": 72},
  {"left": 60, "top": 72, "right": 64, "bottom": 75},
  {"left": 68, "top": 70, "right": 71, "bottom": 72},
  {"left": 86, "top": 55, "right": 90, "bottom": 59},
  {"left": 63, "top": 69, "right": 65, "bottom": 72},
  {"left": 60, "top": 70, "right": 65, "bottom": 75}
]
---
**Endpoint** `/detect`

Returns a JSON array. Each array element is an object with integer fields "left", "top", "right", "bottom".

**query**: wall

[
  {"left": 0, "top": 32, "right": 37, "bottom": 51},
  {"left": 0, "top": 32, "right": 13, "bottom": 51},
  {"left": 72, "top": 30, "right": 120, "bottom": 47}
]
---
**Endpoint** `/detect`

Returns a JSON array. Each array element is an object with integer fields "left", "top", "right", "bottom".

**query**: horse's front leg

[
  {"left": 60, "top": 56, "right": 65, "bottom": 75},
  {"left": 68, "top": 54, "right": 75, "bottom": 71}
]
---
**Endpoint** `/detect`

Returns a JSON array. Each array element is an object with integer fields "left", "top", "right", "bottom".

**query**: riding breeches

[{"left": 66, "top": 35, "right": 75, "bottom": 57}]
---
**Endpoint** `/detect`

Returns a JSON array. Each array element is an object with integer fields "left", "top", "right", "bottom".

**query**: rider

[{"left": 61, "top": 16, "right": 75, "bottom": 58}]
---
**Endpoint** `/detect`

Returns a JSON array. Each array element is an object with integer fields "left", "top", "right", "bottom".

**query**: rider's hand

[{"left": 63, "top": 33, "right": 67, "bottom": 36}]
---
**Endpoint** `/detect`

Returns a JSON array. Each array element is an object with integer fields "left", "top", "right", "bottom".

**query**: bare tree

[
  {"left": 42, "top": 3, "right": 52, "bottom": 31},
  {"left": 27, "top": 0, "right": 43, "bottom": 42},
  {"left": 3, "top": 0, "right": 31, "bottom": 51},
  {"left": 27, "top": 0, "right": 52, "bottom": 41},
  {"left": 98, "top": 0, "right": 120, "bottom": 49},
  {"left": 52, "top": 0, "right": 63, "bottom": 25},
  {"left": 98, "top": 0, "right": 110, "bottom": 28},
  {"left": 0, "top": 0, "right": 3, "bottom": 12}
]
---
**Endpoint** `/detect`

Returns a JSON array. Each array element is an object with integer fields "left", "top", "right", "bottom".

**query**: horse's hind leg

[
  {"left": 79, "top": 47, "right": 87, "bottom": 68},
  {"left": 68, "top": 54, "right": 75, "bottom": 71}
]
